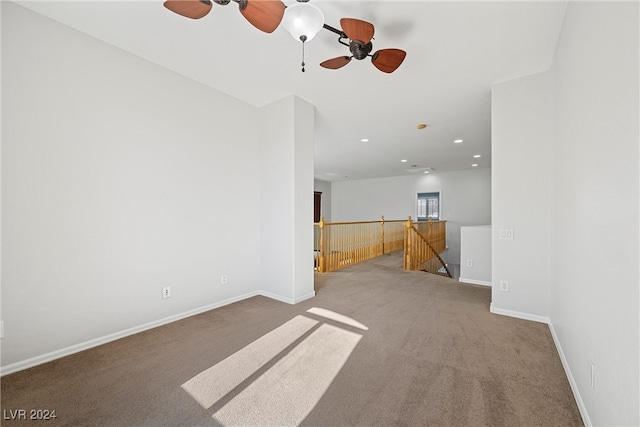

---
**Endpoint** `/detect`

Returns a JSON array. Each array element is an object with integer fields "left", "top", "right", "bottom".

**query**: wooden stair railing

[
  {"left": 403, "top": 216, "right": 452, "bottom": 278},
  {"left": 314, "top": 215, "right": 450, "bottom": 276},
  {"left": 314, "top": 215, "right": 406, "bottom": 273}
]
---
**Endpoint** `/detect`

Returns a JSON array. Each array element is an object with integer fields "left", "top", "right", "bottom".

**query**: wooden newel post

[
  {"left": 381, "top": 215, "right": 386, "bottom": 255},
  {"left": 404, "top": 216, "right": 412, "bottom": 270},
  {"left": 319, "top": 215, "right": 326, "bottom": 273}
]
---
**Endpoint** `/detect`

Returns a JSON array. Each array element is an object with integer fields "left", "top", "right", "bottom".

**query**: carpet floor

[{"left": 1, "top": 252, "right": 583, "bottom": 426}]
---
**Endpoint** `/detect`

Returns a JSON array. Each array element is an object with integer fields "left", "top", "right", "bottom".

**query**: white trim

[
  {"left": 1, "top": 289, "right": 314, "bottom": 376},
  {"left": 489, "top": 304, "right": 590, "bottom": 426},
  {"left": 548, "top": 322, "right": 592, "bottom": 427},
  {"left": 459, "top": 277, "right": 492, "bottom": 286},
  {"left": 256, "top": 290, "right": 315, "bottom": 305},
  {"left": 258, "top": 290, "right": 296, "bottom": 305},
  {"left": 489, "top": 303, "right": 550, "bottom": 324},
  {"left": 293, "top": 291, "right": 316, "bottom": 304},
  {"left": 414, "top": 188, "right": 443, "bottom": 222}
]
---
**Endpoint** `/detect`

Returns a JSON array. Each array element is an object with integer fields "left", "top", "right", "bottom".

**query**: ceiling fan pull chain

[{"left": 300, "top": 34, "right": 307, "bottom": 72}]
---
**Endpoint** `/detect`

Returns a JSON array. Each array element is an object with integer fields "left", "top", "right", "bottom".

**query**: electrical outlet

[
  {"left": 162, "top": 286, "right": 171, "bottom": 299},
  {"left": 221, "top": 275, "right": 228, "bottom": 285},
  {"left": 466, "top": 259, "right": 473, "bottom": 268},
  {"left": 499, "top": 280, "right": 509, "bottom": 292}
]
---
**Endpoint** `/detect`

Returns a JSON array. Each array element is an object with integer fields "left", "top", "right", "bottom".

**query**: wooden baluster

[{"left": 356, "top": 223, "right": 361, "bottom": 264}]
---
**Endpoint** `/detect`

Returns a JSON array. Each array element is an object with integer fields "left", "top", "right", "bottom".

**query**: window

[{"left": 417, "top": 192, "right": 440, "bottom": 221}]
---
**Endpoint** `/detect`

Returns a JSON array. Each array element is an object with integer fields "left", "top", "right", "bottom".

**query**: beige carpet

[{"left": 1, "top": 252, "right": 583, "bottom": 426}]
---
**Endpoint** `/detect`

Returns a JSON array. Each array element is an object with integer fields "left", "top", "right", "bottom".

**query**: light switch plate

[{"left": 499, "top": 229, "right": 514, "bottom": 240}]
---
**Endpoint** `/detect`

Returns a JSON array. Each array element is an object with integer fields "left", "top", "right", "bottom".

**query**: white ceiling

[{"left": 16, "top": 0, "right": 568, "bottom": 182}]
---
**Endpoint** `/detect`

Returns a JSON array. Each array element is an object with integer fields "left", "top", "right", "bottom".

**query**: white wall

[
  {"left": 491, "top": 2, "right": 639, "bottom": 425},
  {"left": 331, "top": 169, "right": 491, "bottom": 264},
  {"left": 549, "top": 2, "right": 639, "bottom": 425},
  {"left": 459, "top": 226, "right": 491, "bottom": 286},
  {"left": 0, "top": 0, "right": 4, "bottom": 360},
  {"left": 491, "top": 71, "right": 551, "bottom": 319},
  {"left": 292, "top": 98, "right": 315, "bottom": 302},
  {"left": 259, "top": 96, "right": 315, "bottom": 304},
  {"left": 1, "top": 3, "right": 314, "bottom": 372}
]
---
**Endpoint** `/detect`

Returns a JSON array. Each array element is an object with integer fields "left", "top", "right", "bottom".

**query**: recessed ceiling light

[
  {"left": 473, "top": 154, "right": 481, "bottom": 158},
  {"left": 417, "top": 124, "right": 427, "bottom": 129},
  {"left": 472, "top": 164, "right": 478, "bottom": 167},
  {"left": 454, "top": 139, "right": 463, "bottom": 143},
  {"left": 424, "top": 171, "right": 430, "bottom": 174},
  {"left": 361, "top": 138, "right": 369, "bottom": 142},
  {"left": 401, "top": 159, "right": 408, "bottom": 163}
]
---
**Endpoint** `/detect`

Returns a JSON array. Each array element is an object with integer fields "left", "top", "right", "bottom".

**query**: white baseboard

[
  {"left": 490, "top": 304, "right": 591, "bottom": 426},
  {"left": 257, "top": 290, "right": 295, "bottom": 305},
  {"left": 548, "top": 322, "right": 592, "bottom": 427},
  {"left": 1, "top": 289, "right": 316, "bottom": 376},
  {"left": 256, "top": 290, "right": 316, "bottom": 305},
  {"left": 459, "top": 277, "right": 492, "bottom": 286},
  {"left": 489, "top": 303, "right": 550, "bottom": 324},
  {"left": 293, "top": 291, "right": 316, "bottom": 304}
]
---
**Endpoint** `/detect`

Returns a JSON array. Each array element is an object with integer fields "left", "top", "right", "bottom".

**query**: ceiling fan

[
  {"left": 163, "top": 1, "right": 406, "bottom": 73},
  {"left": 320, "top": 18, "right": 407, "bottom": 73},
  {"left": 163, "top": 0, "right": 285, "bottom": 33}
]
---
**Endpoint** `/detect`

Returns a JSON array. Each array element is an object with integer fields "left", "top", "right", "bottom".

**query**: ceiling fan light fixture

[{"left": 282, "top": 2, "right": 325, "bottom": 42}]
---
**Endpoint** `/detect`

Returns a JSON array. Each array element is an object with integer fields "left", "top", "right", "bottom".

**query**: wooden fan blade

[
  {"left": 371, "top": 48, "right": 407, "bottom": 73},
  {"left": 320, "top": 56, "right": 352, "bottom": 70},
  {"left": 164, "top": 0, "right": 212, "bottom": 19},
  {"left": 240, "top": 0, "right": 285, "bottom": 33},
  {"left": 340, "top": 18, "right": 374, "bottom": 44}
]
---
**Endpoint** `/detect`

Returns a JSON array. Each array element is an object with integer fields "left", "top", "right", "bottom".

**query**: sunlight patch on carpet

[
  {"left": 212, "top": 323, "right": 362, "bottom": 426},
  {"left": 181, "top": 315, "right": 318, "bottom": 409},
  {"left": 306, "top": 307, "right": 369, "bottom": 331}
]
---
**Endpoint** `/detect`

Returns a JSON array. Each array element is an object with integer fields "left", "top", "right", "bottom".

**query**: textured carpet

[{"left": 1, "top": 252, "right": 583, "bottom": 426}]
